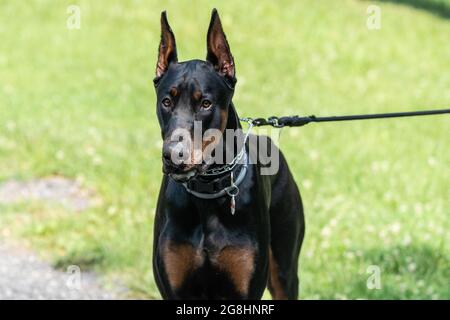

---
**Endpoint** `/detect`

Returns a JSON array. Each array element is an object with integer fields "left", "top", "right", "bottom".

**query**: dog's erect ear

[
  {"left": 206, "top": 9, "right": 235, "bottom": 82},
  {"left": 156, "top": 11, "right": 178, "bottom": 78}
]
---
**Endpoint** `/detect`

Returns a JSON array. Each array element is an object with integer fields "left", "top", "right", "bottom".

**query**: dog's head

[{"left": 154, "top": 9, "right": 236, "bottom": 181}]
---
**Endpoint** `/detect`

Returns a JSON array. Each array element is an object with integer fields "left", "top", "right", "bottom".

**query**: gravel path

[
  {"left": 0, "top": 177, "right": 98, "bottom": 211},
  {"left": 0, "top": 242, "right": 116, "bottom": 300},
  {"left": 0, "top": 177, "right": 119, "bottom": 299}
]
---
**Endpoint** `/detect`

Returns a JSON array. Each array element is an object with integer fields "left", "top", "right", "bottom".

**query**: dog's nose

[
  {"left": 163, "top": 144, "right": 185, "bottom": 163},
  {"left": 163, "top": 149, "right": 171, "bottom": 161}
]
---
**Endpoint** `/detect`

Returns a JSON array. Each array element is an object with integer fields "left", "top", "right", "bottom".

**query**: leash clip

[{"left": 268, "top": 116, "right": 284, "bottom": 128}]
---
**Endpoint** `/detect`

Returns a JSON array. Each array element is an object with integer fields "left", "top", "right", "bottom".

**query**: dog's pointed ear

[
  {"left": 206, "top": 9, "right": 236, "bottom": 83},
  {"left": 156, "top": 11, "right": 178, "bottom": 78}
]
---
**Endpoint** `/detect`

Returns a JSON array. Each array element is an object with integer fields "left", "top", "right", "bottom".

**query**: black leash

[{"left": 245, "top": 108, "right": 450, "bottom": 128}]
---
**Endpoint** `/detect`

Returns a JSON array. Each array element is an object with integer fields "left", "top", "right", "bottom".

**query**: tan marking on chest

[
  {"left": 162, "top": 242, "right": 204, "bottom": 290},
  {"left": 212, "top": 246, "right": 255, "bottom": 296}
]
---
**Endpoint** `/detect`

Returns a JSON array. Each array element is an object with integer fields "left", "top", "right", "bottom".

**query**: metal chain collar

[{"left": 199, "top": 118, "right": 254, "bottom": 177}]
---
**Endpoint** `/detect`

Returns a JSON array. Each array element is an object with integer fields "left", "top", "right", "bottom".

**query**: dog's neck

[
  {"left": 225, "top": 102, "right": 241, "bottom": 131},
  {"left": 222, "top": 102, "right": 243, "bottom": 161}
]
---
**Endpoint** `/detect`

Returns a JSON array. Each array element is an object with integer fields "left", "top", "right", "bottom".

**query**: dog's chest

[{"left": 161, "top": 218, "right": 257, "bottom": 297}]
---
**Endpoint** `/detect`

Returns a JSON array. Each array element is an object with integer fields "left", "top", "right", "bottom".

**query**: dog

[{"left": 152, "top": 9, "right": 305, "bottom": 300}]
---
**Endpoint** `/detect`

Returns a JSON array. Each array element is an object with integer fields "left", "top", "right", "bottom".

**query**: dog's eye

[
  {"left": 201, "top": 100, "right": 212, "bottom": 110},
  {"left": 162, "top": 98, "right": 172, "bottom": 108}
]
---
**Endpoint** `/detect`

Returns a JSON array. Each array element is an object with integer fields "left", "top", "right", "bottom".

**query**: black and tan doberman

[{"left": 152, "top": 9, "right": 305, "bottom": 300}]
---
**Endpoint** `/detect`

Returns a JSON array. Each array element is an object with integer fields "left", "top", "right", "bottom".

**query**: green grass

[{"left": 0, "top": 0, "right": 449, "bottom": 299}]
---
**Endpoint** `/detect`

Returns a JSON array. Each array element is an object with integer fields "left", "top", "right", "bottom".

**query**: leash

[
  {"left": 242, "top": 108, "right": 450, "bottom": 128},
  {"left": 179, "top": 107, "right": 449, "bottom": 215}
]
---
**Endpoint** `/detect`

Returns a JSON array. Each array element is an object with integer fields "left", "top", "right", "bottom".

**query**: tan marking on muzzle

[{"left": 188, "top": 109, "right": 228, "bottom": 165}]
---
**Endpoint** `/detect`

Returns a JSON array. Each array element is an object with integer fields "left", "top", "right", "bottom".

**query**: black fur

[{"left": 152, "top": 9, "right": 305, "bottom": 300}]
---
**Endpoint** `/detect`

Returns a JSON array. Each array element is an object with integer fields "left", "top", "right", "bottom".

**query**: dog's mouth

[
  {"left": 163, "top": 161, "right": 201, "bottom": 182},
  {"left": 163, "top": 153, "right": 218, "bottom": 182},
  {"left": 169, "top": 169, "right": 198, "bottom": 182},
  {"left": 165, "top": 161, "right": 215, "bottom": 182}
]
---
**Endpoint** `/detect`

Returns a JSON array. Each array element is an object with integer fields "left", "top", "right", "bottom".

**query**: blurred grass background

[{"left": 0, "top": 0, "right": 449, "bottom": 299}]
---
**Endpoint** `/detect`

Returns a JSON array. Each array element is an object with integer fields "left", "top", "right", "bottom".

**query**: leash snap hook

[
  {"left": 268, "top": 116, "right": 284, "bottom": 128},
  {"left": 239, "top": 117, "right": 253, "bottom": 124}
]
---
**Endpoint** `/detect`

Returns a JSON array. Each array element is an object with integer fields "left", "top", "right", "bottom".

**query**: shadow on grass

[
  {"left": 362, "top": 244, "right": 448, "bottom": 275},
  {"left": 53, "top": 245, "right": 107, "bottom": 270},
  {"left": 367, "top": 0, "right": 450, "bottom": 19},
  {"left": 350, "top": 244, "right": 449, "bottom": 299}
]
